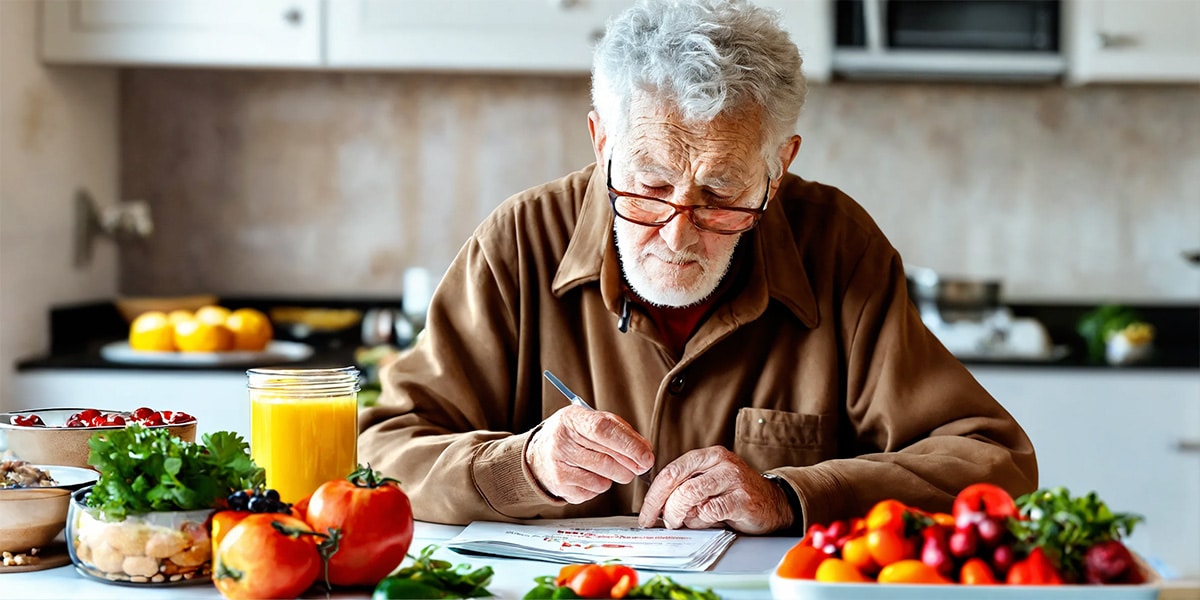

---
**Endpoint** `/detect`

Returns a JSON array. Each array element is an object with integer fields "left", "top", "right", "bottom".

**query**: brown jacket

[{"left": 359, "top": 163, "right": 1037, "bottom": 528}]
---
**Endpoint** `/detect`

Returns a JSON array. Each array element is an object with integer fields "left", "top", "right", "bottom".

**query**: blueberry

[
  {"left": 264, "top": 489, "right": 280, "bottom": 503},
  {"left": 228, "top": 490, "right": 249, "bottom": 511},
  {"left": 248, "top": 494, "right": 268, "bottom": 513}
]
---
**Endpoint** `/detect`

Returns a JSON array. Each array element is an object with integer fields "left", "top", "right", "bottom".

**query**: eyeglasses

[{"left": 606, "top": 159, "right": 769, "bottom": 235}]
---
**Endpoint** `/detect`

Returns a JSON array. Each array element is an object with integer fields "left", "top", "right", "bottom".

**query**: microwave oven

[{"left": 832, "top": 0, "right": 1066, "bottom": 81}]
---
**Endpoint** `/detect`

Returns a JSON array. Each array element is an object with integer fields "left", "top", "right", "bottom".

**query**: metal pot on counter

[{"left": 905, "top": 266, "right": 1002, "bottom": 325}]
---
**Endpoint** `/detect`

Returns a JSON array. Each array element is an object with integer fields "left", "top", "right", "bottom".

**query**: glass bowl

[{"left": 65, "top": 486, "right": 213, "bottom": 586}]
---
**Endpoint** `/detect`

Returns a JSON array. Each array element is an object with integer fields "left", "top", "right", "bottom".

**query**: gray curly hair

[{"left": 591, "top": 0, "right": 807, "bottom": 179}]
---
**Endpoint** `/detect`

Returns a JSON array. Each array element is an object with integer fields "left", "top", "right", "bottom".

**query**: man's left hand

[{"left": 637, "top": 446, "right": 793, "bottom": 534}]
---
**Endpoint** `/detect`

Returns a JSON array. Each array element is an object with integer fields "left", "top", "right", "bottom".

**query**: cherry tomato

[
  {"left": 11, "top": 414, "right": 44, "bottom": 427},
  {"left": 73, "top": 409, "right": 101, "bottom": 422},
  {"left": 130, "top": 407, "right": 155, "bottom": 420},
  {"left": 865, "top": 499, "right": 909, "bottom": 532},
  {"left": 960, "top": 557, "right": 1000, "bottom": 585},
  {"left": 169, "top": 410, "right": 195, "bottom": 424},
  {"left": 566, "top": 564, "right": 613, "bottom": 598},
  {"left": 866, "top": 528, "right": 913, "bottom": 568},
  {"left": 877, "top": 559, "right": 952, "bottom": 584},
  {"left": 601, "top": 564, "right": 637, "bottom": 598},
  {"left": 776, "top": 542, "right": 828, "bottom": 579},
  {"left": 1007, "top": 547, "right": 1064, "bottom": 585},
  {"left": 304, "top": 465, "right": 414, "bottom": 587},
  {"left": 814, "top": 558, "right": 872, "bottom": 583},
  {"left": 213, "top": 513, "right": 324, "bottom": 600}
]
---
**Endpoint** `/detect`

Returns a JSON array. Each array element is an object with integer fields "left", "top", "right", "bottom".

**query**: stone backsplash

[{"left": 119, "top": 70, "right": 1200, "bottom": 302}]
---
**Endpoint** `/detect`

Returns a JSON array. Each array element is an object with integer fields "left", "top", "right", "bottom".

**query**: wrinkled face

[{"left": 609, "top": 99, "right": 771, "bottom": 307}]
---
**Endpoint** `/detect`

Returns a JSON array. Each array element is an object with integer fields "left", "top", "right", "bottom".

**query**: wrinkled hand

[
  {"left": 525, "top": 406, "right": 654, "bottom": 504},
  {"left": 637, "top": 446, "right": 792, "bottom": 534}
]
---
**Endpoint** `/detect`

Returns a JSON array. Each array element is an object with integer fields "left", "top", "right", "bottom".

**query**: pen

[{"left": 542, "top": 369, "right": 654, "bottom": 485}]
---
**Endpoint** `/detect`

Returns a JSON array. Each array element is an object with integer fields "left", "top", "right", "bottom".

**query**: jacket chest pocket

[{"left": 733, "top": 407, "right": 835, "bottom": 472}]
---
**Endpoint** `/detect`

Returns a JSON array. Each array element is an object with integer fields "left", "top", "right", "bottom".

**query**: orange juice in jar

[{"left": 247, "top": 366, "right": 360, "bottom": 504}]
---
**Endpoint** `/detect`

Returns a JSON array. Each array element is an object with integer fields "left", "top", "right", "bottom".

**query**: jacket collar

[{"left": 551, "top": 163, "right": 818, "bottom": 329}]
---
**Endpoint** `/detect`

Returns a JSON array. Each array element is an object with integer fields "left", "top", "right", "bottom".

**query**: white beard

[{"left": 613, "top": 221, "right": 741, "bottom": 308}]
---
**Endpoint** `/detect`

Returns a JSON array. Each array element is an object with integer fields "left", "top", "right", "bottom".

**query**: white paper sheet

[{"left": 445, "top": 517, "right": 737, "bottom": 572}]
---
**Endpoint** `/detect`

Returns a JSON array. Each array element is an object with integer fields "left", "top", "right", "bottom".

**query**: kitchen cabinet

[
  {"left": 971, "top": 367, "right": 1200, "bottom": 578},
  {"left": 327, "top": 0, "right": 831, "bottom": 80},
  {"left": 41, "top": 0, "right": 832, "bottom": 81},
  {"left": 1065, "top": 0, "right": 1200, "bottom": 83},
  {"left": 40, "top": 0, "right": 322, "bottom": 68},
  {"left": 8, "top": 370, "right": 250, "bottom": 441}
]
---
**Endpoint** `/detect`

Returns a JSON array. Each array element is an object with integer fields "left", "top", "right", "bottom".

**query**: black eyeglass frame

[{"left": 605, "top": 159, "right": 770, "bottom": 235}]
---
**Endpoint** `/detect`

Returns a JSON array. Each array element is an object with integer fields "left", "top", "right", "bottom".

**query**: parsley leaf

[{"left": 85, "top": 424, "right": 264, "bottom": 521}]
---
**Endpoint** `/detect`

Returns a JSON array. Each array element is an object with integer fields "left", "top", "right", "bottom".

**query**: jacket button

[{"left": 668, "top": 375, "right": 686, "bottom": 394}]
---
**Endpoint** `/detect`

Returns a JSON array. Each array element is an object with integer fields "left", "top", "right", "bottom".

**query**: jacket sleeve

[
  {"left": 774, "top": 237, "right": 1038, "bottom": 528},
  {"left": 357, "top": 230, "right": 566, "bottom": 525}
]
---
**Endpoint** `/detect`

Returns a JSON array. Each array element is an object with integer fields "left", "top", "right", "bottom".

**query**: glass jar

[
  {"left": 66, "top": 486, "right": 213, "bottom": 586},
  {"left": 247, "top": 367, "right": 360, "bottom": 504}
]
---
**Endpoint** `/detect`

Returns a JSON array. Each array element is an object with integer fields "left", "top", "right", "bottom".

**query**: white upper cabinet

[
  {"left": 326, "top": 0, "right": 832, "bottom": 81},
  {"left": 325, "top": 0, "right": 632, "bottom": 73},
  {"left": 41, "top": 0, "right": 322, "bottom": 68},
  {"left": 40, "top": 0, "right": 832, "bottom": 81},
  {"left": 1066, "top": 0, "right": 1200, "bottom": 83}
]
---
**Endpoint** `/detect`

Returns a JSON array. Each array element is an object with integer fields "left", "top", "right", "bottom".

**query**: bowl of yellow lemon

[{"left": 100, "top": 305, "right": 313, "bottom": 366}]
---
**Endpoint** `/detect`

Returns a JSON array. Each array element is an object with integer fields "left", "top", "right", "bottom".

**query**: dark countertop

[{"left": 14, "top": 297, "right": 1200, "bottom": 372}]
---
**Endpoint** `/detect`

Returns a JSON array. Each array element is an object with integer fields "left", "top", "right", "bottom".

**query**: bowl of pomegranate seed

[{"left": 0, "top": 408, "right": 197, "bottom": 469}]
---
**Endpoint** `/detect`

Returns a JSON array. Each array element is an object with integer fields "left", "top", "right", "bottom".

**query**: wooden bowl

[
  {"left": 115, "top": 295, "right": 218, "bottom": 322},
  {"left": 0, "top": 408, "right": 197, "bottom": 469},
  {"left": 0, "top": 487, "right": 71, "bottom": 553}
]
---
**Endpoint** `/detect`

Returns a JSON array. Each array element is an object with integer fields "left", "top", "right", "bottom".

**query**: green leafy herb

[
  {"left": 85, "top": 424, "right": 264, "bottom": 521},
  {"left": 1009, "top": 487, "right": 1144, "bottom": 582},
  {"left": 373, "top": 544, "right": 494, "bottom": 599}
]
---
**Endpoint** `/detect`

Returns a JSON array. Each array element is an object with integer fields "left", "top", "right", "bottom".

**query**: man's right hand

[{"left": 525, "top": 406, "right": 654, "bottom": 504}]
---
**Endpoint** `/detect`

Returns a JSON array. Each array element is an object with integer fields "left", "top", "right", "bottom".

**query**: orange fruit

[
  {"left": 841, "top": 535, "right": 878, "bottom": 575},
  {"left": 174, "top": 317, "right": 234, "bottom": 352},
  {"left": 814, "top": 558, "right": 872, "bottom": 583},
  {"left": 226, "top": 308, "right": 273, "bottom": 351},
  {"left": 128, "top": 311, "right": 175, "bottom": 351},
  {"left": 775, "top": 543, "right": 827, "bottom": 579},
  {"left": 865, "top": 499, "right": 909, "bottom": 532},
  {"left": 166, "top": 309, "right": 194, "bottom": 325},
  {"left": 194, "top": 305, "right": 232, "bottom": 326},
  {"left": 866, "top": 528, "right": 913, "bottom": 568},
  {"left": 877, "top": 559, "right": 952, "bottom": 584}
]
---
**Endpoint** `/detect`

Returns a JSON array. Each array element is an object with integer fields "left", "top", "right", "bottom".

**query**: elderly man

[{"left": 359, "top": 0, "right": 1036, "bottom": 535}]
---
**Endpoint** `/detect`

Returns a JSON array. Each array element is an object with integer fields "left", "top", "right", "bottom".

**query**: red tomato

[
  {"left": 304, "top": 465, "right": 414, "bottom": 587},
  {"left": 567, "top": 564, "right": 613, "bottom": 598},
  {"left": 952, "top": 483, "right": 1018, "bottom": 524},
  {"left": 602, "top": 564, "right": 638, "bottom": 598},
  {"left": 213, "top": 513, "right": 324, "bottom": 600}
]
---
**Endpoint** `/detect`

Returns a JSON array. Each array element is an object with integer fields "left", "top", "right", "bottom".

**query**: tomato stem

[{"left": 349, "top": 463, "right": 402, "bottom": 489}]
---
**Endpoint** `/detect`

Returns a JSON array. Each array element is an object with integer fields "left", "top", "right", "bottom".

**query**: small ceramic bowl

[
  {"left": 66, "top": 486, "right": 214, "bottom": 586},
  {"left": 0, "top": 408, "right": 197, "bottom": 469},
  {"left": 0, "top": 486, "right": 72, "bottom": 554}
]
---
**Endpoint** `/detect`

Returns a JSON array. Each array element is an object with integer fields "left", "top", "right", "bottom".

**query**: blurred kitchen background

[{"left": 1, "top": 0, "right": 1199, "bottom": 580}]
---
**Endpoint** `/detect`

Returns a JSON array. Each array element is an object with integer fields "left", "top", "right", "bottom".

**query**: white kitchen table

[{"left": 3, "top": 521, "right": 794, "bottom": 599}]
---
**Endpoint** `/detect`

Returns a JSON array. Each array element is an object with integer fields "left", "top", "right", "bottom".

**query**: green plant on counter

[
  {"left": 86, "top": 424, "right": 264, "bottom": 521},
  {"left": 1076, "top": 304, "right": 1141, "bottom": 363}
]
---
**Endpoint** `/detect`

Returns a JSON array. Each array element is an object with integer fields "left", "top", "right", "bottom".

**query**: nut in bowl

[
  {"left": 0, "top": 407, "right": 197, "bottom": 469},
  {"left": 67, "top": 486, "right": 213, "bottom": 586}
]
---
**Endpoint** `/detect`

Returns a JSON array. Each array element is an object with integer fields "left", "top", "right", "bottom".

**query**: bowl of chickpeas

[{"left": 65, "top": 486, "right": 213, "bottom": 586}]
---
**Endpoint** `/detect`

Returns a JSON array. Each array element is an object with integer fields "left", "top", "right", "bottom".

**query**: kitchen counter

[
  {"left": 13, "top": 299, "right": 1200, "bottom": 373},
  {"left": 3, "top": 520, "right": 791, "bottom": 599},
  {"left": 5, "top": 521, "right": 1199, "bottom": 599}
]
